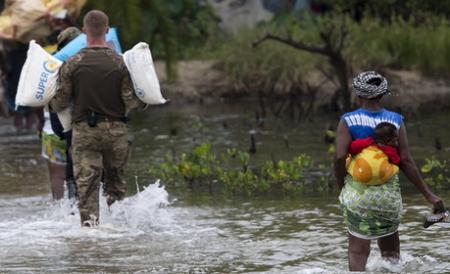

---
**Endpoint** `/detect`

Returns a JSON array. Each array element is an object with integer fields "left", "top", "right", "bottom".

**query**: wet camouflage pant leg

[
  {"left": 102, "top": 123, "right": 130, "bottom": 204},
  {"left": 72, "top": 124, "right": 103, "bottom": 226},
  {"left": 72, "top": 122, "right": 130, "bottom": 226}
]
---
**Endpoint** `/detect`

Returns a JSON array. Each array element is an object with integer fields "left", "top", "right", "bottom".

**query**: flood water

[{"left": 0, "top": 103, "right": 449, "bottom": 273}]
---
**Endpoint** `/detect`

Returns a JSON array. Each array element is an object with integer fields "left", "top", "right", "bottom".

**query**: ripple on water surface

[{"left": 0, "top": 182, "right": 449, "bottom": 273}]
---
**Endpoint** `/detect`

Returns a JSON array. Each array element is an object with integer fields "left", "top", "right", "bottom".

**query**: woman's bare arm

[
  {"left": 398, "top": 123, "right": 444, "bottom": 209},
  {"left": 334, "top": 119, "right": 352, "bottom": 190}
]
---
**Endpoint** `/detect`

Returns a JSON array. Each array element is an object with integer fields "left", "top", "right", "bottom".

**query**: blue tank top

[{"left": 341, "top": 108, "right": 403, "bottom": 140}]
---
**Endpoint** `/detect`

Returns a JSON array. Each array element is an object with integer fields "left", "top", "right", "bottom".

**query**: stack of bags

[
  {"left": 4, "top": 0, "right": 167, "bottom": 131},
  {"left": 0, "top": 0, "right": 86, "bottom": 43}
]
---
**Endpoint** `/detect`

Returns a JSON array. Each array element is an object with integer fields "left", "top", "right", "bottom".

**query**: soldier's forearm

[
  {"left": 122, "top": 85, "right": 146, "bottom": 113},
  {"left": 124, "top": 99, "right": 147, "bottom": 116}
]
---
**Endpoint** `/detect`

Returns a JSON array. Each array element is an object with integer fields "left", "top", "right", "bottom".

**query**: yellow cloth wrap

[{"left": 346, "top": 145, "right": 399, "bottom": 185}]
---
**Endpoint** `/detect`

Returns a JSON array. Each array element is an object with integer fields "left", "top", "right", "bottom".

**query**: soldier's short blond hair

[{"left": 83, "top": 10, "right": 109, "bottom": 38}]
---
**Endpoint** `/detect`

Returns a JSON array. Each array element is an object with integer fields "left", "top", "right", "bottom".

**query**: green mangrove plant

[
  {"left": 421, "top": 157, "right": 450, "bottom": 190},
  {"left": 150, "top": 143, "right": 328, "bottom": 196}
]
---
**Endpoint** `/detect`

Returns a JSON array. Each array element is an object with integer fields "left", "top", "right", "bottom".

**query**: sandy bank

[{"left": 155, "top": 60, "right": 450, "bottom": 114}]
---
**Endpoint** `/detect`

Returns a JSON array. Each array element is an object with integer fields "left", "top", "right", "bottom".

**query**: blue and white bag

[{"left": 53, "top": 27, "right": 122, "bottom": 61}]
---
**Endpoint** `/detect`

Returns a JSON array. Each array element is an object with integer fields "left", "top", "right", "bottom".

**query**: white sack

[
  {"left": 123, "top": 42, "right": 167, "bottom": 105},
  {"left": 57, "top": 107, "right": 72, "bottom": 132},
  {"left": 15, "top": 40, "right": 63, "bottom": 107}
]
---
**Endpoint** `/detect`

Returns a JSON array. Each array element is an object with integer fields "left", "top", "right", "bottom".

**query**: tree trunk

[{"left": 329, "top": 54, "right": 351, "bottom": 111}]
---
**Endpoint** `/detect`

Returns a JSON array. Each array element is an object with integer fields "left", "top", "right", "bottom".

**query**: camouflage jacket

[{"left": 50, "top": 47, "right": 145, "bottom": 122}]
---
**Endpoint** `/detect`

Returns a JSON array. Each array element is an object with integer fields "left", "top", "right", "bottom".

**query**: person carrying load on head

[
  {"left": 334, "top": 71, "right": 445, "bottom": 271},
  {"left": 0, "top": 0, "right": 82, "bottom": 132},
  {"left": 43, "top": 26, "right": 81, "bottom": 200},
  {"left": 50, "top": 10, "right": 146, "bottom": 227}
]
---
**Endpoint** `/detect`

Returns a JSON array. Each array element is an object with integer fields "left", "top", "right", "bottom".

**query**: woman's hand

[{"left": 425, "top": 193, "right": 445, "bottom": 211}]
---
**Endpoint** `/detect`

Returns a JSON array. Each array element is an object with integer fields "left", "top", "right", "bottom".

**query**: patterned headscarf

[{"left": 352, "top": 71, "right": 389, "bottom": 99}]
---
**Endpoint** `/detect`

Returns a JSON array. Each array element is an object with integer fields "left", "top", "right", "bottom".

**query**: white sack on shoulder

[
  {"left": 123, "top": 42, "right": 167, "bottom": 105},
  {"left": 57, "top": 108, "right": 72, "bottom": 132},
  {"left": 15, "top": 40, "right": 63, "bottom": 107}
]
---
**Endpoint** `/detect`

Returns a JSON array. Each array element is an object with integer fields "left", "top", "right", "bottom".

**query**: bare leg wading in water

[{"left": 335, "top": 71, "right": 444, "bottom": 271}]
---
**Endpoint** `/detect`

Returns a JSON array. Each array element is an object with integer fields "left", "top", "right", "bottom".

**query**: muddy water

[{"left": 0, "top": 104, "right": 449, "bottom": 273}]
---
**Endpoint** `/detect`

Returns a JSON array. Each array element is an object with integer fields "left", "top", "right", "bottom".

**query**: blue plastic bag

[{"left": 53, "top": 28, "right": 122, "bottom": 61}]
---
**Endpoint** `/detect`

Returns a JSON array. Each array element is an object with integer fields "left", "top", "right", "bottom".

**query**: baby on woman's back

[{"left": 347, "top": 122, "right": 400, "bottom": 185}]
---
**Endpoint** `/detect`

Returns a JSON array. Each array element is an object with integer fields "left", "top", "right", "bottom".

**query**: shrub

[
  {"left": 421, "top": 157, "right": 450, "bottom": 190},
  {"left": 149, "top": 143, "right": 329, "bottom": 196},
  {"left": 216, "top": 14, "right": 450, "bottom": 105}
]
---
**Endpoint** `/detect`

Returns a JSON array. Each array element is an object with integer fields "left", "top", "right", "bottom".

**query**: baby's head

[{"left": 374, "top": 122, "right": 398, "bottom": 146}]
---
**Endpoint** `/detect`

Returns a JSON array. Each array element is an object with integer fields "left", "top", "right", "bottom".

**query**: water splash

[
  {"left": 0, "top": 184, "right": 447, "bottom": 273},
  {"left": 101, "top": 180, "right": 171, "bottom": 230},
  {"left": 0, "top": 181, "right": 171, "bottom": 241},
  {"left": 366, "top": 250, "right": 442, "bottom": 273}
]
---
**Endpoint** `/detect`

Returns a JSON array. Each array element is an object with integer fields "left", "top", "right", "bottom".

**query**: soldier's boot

[
  {"left": 80, "top": 212, "right": 99, "bottom": 227},
  {"left": 105, "top": 192, "right": 123, "bottom": 207}
]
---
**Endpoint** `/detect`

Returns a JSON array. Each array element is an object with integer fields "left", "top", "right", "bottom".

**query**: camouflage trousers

[{"left": 72, "top": 121, "right": 130, "bottom": 226}]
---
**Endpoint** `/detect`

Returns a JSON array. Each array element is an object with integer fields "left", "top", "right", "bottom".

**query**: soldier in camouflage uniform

[{"left": 50, "top": 10, "right": 145, "bottom": 226}]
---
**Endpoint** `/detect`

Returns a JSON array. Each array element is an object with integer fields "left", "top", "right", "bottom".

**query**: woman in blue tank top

[{"left": 334, "top": 71, "right": 444, "bottom": 271}]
